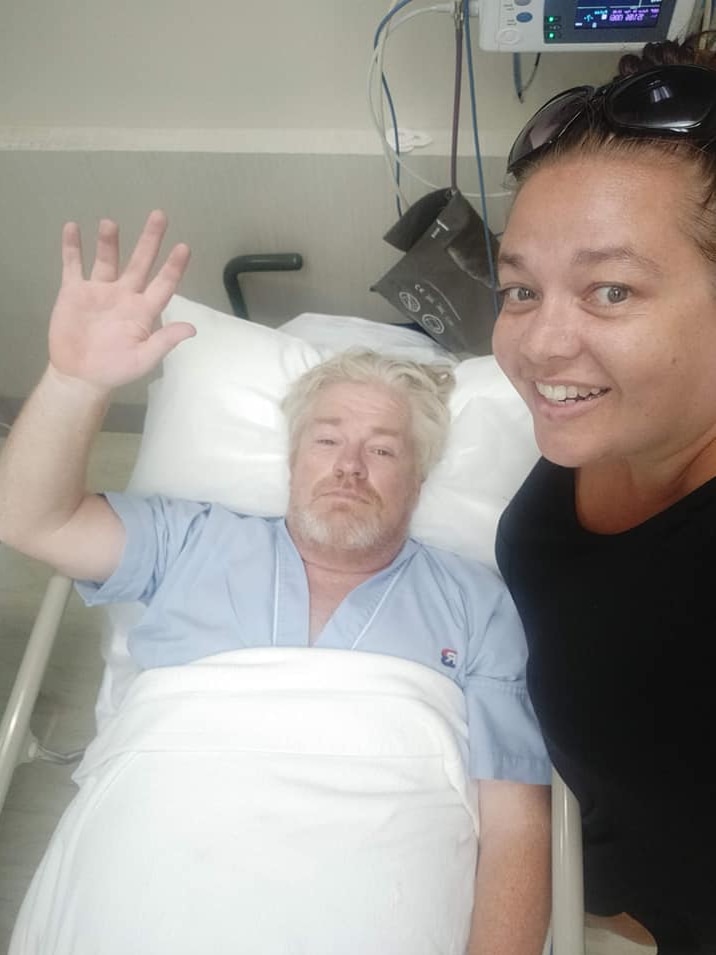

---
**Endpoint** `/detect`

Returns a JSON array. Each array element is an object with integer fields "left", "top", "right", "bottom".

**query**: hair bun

[{"left": 618, "top": 33, "right": 716, "bottom": 77}]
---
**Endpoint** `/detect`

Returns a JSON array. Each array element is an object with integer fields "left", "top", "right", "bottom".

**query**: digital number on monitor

[{"left": 575, "top": 2, "right": 663, "bottom": 28}]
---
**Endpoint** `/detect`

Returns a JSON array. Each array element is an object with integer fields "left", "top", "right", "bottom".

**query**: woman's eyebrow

[
  {"left": 571, "top": 246, "right": 664, "bottom": 276},
  {"left": 498, "top": 246, "right": 664, "bottom": 278},
  {"left": 496, "top": 250, "right": 526, "bottom": 271}
]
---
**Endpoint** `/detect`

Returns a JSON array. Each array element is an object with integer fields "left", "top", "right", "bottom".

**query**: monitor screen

[{"left": 574, "top": 3, "right": 663, "bottom": 29}]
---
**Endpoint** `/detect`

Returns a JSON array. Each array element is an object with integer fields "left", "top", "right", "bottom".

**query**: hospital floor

[{"left": 0, "top": 432, "right": 655, "bottom": 955}]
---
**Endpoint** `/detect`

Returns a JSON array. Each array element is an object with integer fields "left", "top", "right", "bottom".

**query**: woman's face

[{"left": 492, "top": 153, "right": 716, "bottom": 473}]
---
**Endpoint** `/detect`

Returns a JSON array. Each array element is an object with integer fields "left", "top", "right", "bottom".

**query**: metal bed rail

[
  {"left": 0, "top": 574, "right": 73, "bottom": 814},
  {"left": 552, "top": 767, "right": 586, "bottom": 954}
]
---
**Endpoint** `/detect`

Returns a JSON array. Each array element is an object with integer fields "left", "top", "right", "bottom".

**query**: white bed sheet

[{"left": 12, "top": 650, "right": 477, "bottom": 955}]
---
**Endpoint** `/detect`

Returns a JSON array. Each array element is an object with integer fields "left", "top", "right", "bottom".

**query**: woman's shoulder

[{"left": 499, "top": 458, "right": 575, "bottom": 539}]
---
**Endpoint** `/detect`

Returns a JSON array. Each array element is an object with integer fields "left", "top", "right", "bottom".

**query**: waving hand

[{"left": 49, "top": 210, "right": 194, "bottom": 391}]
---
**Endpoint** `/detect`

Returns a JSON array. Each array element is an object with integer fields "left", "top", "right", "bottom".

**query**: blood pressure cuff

[{"left": 372, "top": 189, "right": 500, "bottom": 356}]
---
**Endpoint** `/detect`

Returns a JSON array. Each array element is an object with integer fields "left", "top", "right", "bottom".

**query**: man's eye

[
  {"left": 592, "top": 285, "right": 630, "bottom": 306},
  {"left": 316, "top": 437, "right": 337, "bottom": 446},
  {"left": 372, "top": 447, "right": 394, "bottom": 457}
]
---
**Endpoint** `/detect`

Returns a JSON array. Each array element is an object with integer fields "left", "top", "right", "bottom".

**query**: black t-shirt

[{"left": 496, "top": 458, "right": 716, "bottom": 952}]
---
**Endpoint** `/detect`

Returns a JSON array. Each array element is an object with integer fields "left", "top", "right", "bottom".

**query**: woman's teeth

[{"left": 535, "top": 382, "right": 607, "bottom": 403}]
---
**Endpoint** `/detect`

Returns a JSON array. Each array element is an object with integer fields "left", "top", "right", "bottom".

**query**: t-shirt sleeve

[
  {"left": 465, "top": 585, "right": 551, "bottom": 785},
  {"left": 75, "top": 492, "right": 213, "bottom": 607}
]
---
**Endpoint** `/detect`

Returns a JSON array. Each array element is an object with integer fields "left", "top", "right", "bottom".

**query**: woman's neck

[{"left": 575, "top": 437, "right": 716, "bottom": 534}]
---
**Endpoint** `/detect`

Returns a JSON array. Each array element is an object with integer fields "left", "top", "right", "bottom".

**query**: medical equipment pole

[
  {"left": 551, "top": 768, "right": 586, "bottom": 954},
  {"left": 0, "top": 574, "right": 73, "bottom": 814}
]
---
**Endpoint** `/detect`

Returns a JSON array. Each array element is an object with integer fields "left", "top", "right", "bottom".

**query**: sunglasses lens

[
  {"left": 507, "top": 87, "right": 593, "bottom": 173},
  {"left": 608, "top": 67, "right": 716, "bottom": 132}
]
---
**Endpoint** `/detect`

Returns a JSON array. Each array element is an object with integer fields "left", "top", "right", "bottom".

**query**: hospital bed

[{"left": 0, "top": 298, "right": 584, "bottom": 954}]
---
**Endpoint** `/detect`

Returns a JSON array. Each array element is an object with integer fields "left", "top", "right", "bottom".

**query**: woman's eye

[
  {"left": 372, "top": 447, "right": 394, "bottom": 457},
  {"left": 316, "top": 437, "right": 337, "bottom": 446},
  {"left": 499, "top": 286, "right": 536, "bottom": 305},
  {"left": 592, "top": 285, "right": 629, "bottom": 306}
]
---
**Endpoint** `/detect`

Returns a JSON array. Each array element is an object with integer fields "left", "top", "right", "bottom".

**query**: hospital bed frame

[{"left": 0, "top": 573, "right": 586, "bottom": 955}]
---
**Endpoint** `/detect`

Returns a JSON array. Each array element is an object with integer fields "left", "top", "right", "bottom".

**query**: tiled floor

[{"left": 0, "top": 432, "right": 655, "bottom": 955}]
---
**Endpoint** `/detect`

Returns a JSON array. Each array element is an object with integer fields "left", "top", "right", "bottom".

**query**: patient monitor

[{"left": 477, "top": 0, "right": 699, "bottom": 52}]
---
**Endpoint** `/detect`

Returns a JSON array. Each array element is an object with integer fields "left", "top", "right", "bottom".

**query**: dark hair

[
  {"left": 514, "top": 35, "right": 716, "bottom": 269},
  {"left": 617, "top": 32, "right": 716, "bottom": 76}
]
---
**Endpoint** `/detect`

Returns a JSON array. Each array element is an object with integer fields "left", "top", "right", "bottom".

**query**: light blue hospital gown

[{"left": 77, "top": 493, "right": 550, "bottom": 784}]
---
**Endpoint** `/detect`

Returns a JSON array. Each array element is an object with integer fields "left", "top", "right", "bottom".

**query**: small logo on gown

[{"left": 441, "top": 648, "right": 457, "bottom": 668}]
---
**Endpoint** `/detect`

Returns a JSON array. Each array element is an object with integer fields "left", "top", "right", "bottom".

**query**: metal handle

[{"left": 222, "top": 253, "right": 303, "bottom": 320}]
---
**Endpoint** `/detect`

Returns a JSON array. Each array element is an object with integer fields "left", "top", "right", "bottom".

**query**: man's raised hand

[{"left": 48, "top": 210, "right": 195, "bottom": 391}]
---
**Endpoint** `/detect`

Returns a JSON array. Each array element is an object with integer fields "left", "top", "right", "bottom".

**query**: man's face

[{"left": 287, "top": 381, "right": 421, "bottom": 558}]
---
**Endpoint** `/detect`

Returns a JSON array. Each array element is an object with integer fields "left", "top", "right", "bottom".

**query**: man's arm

[
  {"left": 0, "top": 211, "right": 193, "bottom": 581},
  {"left": 468, "top": 779, "right": 551, "bottom": 955}
]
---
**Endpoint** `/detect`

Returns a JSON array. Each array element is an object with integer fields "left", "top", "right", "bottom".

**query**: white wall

[
  {"left": 0, "top": 1, "right": 618, "bottom": 132},
  {"left": 0, "top": 1, "right": 620, "bottom": 414}
]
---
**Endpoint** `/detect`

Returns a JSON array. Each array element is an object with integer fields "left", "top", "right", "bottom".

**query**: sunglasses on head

[{"left": 507, "top": 65, "right": 716, "bottom": 176}]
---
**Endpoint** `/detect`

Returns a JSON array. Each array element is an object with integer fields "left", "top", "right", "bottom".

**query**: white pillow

[
  {"left": 129, "top": 295, "right": 538, "bottom": 569},
  {"left": 279, "top": 312, "right": 455, "bottom": 363}
]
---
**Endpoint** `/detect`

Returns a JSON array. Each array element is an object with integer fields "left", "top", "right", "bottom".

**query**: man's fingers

[
  {"left": 119, "top": 209, "right": 169, "bottom": 291},
  {"left": 61, "top": 222, "right": 84, "bottom": 283},
  {"left": 90, "top": 219, "right": 120, "bottom": 282},
  {"left": 137, "top": 322, "right": 196, "bottom": 373},
  {"left": 62, "top": 213, "right": 187, "bottom": 304},
  {"left": 144, "top": 242, "right": 192, "bottom": 315}
]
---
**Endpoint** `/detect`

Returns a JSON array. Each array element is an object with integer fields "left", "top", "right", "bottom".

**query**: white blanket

[{"left": 11, "top": 649, "right": 478, "bottom": 955}]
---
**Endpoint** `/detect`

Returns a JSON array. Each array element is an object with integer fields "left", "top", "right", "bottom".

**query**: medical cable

[
  {"left": 373, "top": 0, "right": 419, "bottom": 50},
  {"left": 272, "top": 535, "right": 281, "bottom": 646},
  {"left": 370, "top": 3, "right": 456, "bottom": 204},
  {"left": 449, "top": 3, "right": 465, "bottom": 191},
  {"left": 373, "top": 0, "right": 420, "bottom": 215},
  {"left": 463, "top": 0, "right": 499, "bottom": 315},
  {"left": 349, "top": 561, "right": 410, "bottom": 651},
  {"left": 371, "top": 3, "right": 411, "bottom": 213},
  {"left": 371, "top": 2, "right": 455, "bottom": 213},
  {"left": 512, "top": 52, "right": 542, "bottom": 103},
  {"left": 369, "top": 4, "right": 510, "bottom": 204}
]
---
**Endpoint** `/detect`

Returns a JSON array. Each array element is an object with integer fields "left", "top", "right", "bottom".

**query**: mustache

[{"left": 312, "top": 477, "right": 381, "bottom": 505}]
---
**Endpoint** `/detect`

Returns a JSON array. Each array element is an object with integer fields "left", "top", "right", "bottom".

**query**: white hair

[{"left": 282, "top": 350, "right": 455, "bottom": 480}]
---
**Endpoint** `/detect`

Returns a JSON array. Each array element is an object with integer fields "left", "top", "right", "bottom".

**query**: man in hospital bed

[{"left": 0, "top": 212, "right": 550, "bottom": 955}]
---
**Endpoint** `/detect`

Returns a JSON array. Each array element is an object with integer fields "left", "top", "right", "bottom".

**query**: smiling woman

[
  {"left": 494, "top": 154, "right": 716, "bottom": 496},
  {"left": 492, "top": 35, "right": 716, "bottom": 955}
]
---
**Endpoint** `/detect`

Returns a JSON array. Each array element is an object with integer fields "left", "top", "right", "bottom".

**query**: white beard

[{"left": 288, "top": 504, "right": 388, "bottom": 552}]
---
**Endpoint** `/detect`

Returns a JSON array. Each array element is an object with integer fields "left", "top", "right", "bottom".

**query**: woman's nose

[{"left": 518, "top": 299, "right": 581, "bottom": 366}]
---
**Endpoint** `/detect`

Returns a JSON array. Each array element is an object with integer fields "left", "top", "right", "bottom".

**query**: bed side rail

[
  {"left": 551, "top": 766, "right": 585, "bottom": 954},
  {"left": 0, "top": 574, "right": 73, "bottom": 814}
]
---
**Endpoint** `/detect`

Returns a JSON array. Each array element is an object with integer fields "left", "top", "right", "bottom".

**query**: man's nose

[
  {"left": 333, "top": 445, "right": 367, "bottom": 479},
  {"left": 518, "top": 297, "right": 581, "bottom": 366}
]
